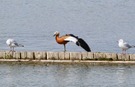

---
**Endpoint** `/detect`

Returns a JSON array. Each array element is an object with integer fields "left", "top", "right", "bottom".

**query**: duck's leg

[{"left": 64, "top": 44, "right": 66, "bottom": 52}]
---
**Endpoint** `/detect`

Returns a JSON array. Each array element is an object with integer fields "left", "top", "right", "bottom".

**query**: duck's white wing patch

[{"left": 64, "top": 36, "right": 78, "bottom": 43}]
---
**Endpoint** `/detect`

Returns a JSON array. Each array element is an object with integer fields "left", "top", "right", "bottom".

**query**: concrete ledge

[
  {"left": 0, "top": 51, "right": 134, "bottom": 63},
  {"left": 34, "top": 51, "right": 47, "bottom": 60},
  {"left": 70, "top": 52, "right": 82, "bottom": 60},
  {"left": 0, "top": 59, "right": 135, "bottom": 65},
  {"left": 47, "top": 52, "right": 59, "bottom": 60},
  {"left": 21, "top": 51, "right": 27, "bottom": 59}
]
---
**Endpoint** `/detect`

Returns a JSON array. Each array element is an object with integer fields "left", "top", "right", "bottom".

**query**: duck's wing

[{"left": 64, "top": 34, "right": 91, "bottom": 52}]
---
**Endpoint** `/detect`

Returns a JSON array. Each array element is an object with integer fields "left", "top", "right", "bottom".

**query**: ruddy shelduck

[{"left": 53, "top": 31, "right": 91, "bottom": 52}]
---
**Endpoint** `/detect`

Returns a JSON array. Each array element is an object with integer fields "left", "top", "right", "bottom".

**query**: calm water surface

[
  {"left": 0, "top": 63, "right": 135, "bottom": 87},
  {"left": 0, "top": 0, "right": 135, "bottom": 53},
  {"left": 0, "top": 1, "right": 135, "bottom": 87}
]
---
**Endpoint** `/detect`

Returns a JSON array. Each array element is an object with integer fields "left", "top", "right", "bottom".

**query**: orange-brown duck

[{"left": 53, "top": 31, "right": 91, "bottom": 52}]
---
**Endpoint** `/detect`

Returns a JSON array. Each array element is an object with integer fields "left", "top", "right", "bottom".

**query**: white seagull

[
  {"left": 6, "top": 38, "right": 24, "bottom": 52},
  {"left": 118, "top": 39, "right": 135, "bottom": 54}
]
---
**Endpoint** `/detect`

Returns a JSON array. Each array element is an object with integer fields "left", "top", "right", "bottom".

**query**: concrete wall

[{"left": 0, "top": 51, "right": 134, "bottom": 61}]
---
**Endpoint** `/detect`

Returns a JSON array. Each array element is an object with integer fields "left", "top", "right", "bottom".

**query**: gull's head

[
  {"left": 53, "top": 31, "right": 60, "bottom": 36},
  {"left": 118, "top": 39, "right": 124, "bottom": 43}
]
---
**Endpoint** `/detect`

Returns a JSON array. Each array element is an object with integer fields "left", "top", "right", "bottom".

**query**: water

[
  {"left": 0, "top": 1, "right": 135, "bottom": 86},
  {"left": 0, "top": 62, "right": 135, "bottom": 87},
  {"left": 0, "top": 0, "right": 135, "bottom": 53}
]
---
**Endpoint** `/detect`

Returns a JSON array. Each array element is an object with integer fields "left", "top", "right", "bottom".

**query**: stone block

[
  {"left": 13, "top": 52, "right": 21, "bottom": 59},
  {"left": 0, "top": 51, "right": 6, "bottom": 59},
  {"left": 21, "top": 51, "right": 27, "bottom": 59},
  {"left": 111, "top": 53, "right": 118, "bottom": 60},
  {"left": 27, "top": 52, "right": 34, "bottom": 59},
  {"left": 105, "top": 53, "right": 117, "bottom": 60},
  {"left": 94, "top": 52, "right": 106, "bottom": 60},
  {"left": 70, "top": 52, "right": 82, "bottom": 60},
  {"left": 42, "top": 52, "right": 47, "bottom": 60},
  {"left": 117, "top": 54, "right": 130, "bottom": 61},
  {"left": 47, "top": 52, "right": 59, "bottom": 60},
  {"left": 81, "top": 52, "right": 88, "bottom": 60},
  {"left": 34, "top": 51, "right": 47, "bottom": 60},
  {"left": 5, "top": 51, "right": 14, "bottom": 59},
  {"left": 64, "top": 52, "right": 70, "bottom": 60},
  {"left": 130, "top": 54, "right": 135, "bottom": 61},
  {"left": 59, "top": 52, "right": 64, "bottom": 60},
  {"left": 87, "top": 52, "right": 94, "bottom": 60}
]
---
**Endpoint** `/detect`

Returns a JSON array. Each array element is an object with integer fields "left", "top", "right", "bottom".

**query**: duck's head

[{"left": 53, "top": 31, "right": 60, "bottom": 36}]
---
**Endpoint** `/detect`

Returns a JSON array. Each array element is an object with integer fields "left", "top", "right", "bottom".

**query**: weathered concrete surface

[
  {"left": 87, "top": 52, "right": 94, "bottom": 60},
  {"left": 27, "top": 52, "right": 34, "bottom": 59},
  {"left": 5, "top": 51, "right": 14, "bottom": 59},
  {"left": 94, "top": 52, "right": 106, "bottom": 60},
  {"left": 130, "top": 54, "right": 135, "bottom": 61},
  {"left": 81, "top": 52, "right": 88, "bottom": 60},
  {"left": 34, "top": 52, "right": 47, "bottom": 60},
  {"left": 0, "top": 51, "right": 134, "bottom": 62},
  {"left": 58, "top": 52, "right": 64, "bottom": 60},
  {"left": 13, "top": 52, "right": 21, "bottom": 59},
  {"left": 1, "top": 59, "right": 135, "bottom": 65},
  {"left": 21, "top": 51, "right": 27, "bottom": 59},
  {"left": 64, "top": 52, "right": 70, "bottom": 60},
  {"left": 81, "top": 52, "right": 94, "bottom": 60},
  {"left": 58, "top": 52, "right": 70, "bottom": 60},
  {"left": 0, "top": 51, "right": 6, "bottom": 59},
  {"left": 47, "top": 52, "right": 59, "bottom": 60},
  {"left": 70, "top": 52, "right": 82, "bottom": 60},
  {"left": 117, "top": 54, "right": 130, "bottom": 61},
  {"left": 105, "top": 53, "right": 117, "bottom": 60}
]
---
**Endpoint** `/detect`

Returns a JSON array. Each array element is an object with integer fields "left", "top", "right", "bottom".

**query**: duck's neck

[{"left": 55, "top": 34, "right": 59, "bottom": 40}]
